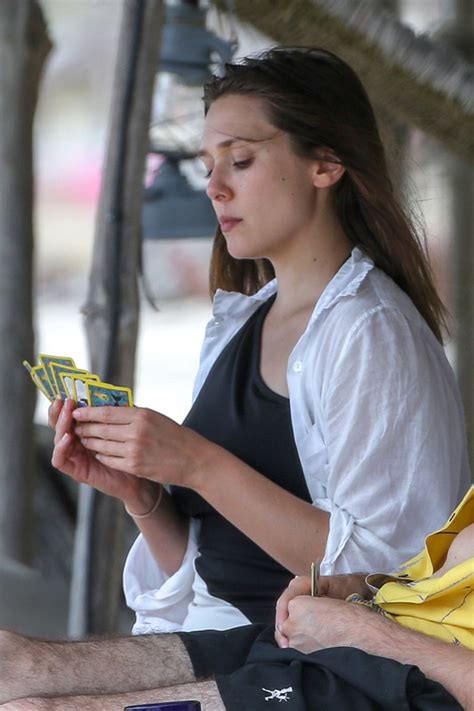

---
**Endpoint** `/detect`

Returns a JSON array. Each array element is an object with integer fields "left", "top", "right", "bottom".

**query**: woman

[{"left": 50, "top": 47, "right": 469, "bottom": 634}]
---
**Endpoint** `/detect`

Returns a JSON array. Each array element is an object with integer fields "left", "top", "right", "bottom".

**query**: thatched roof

[{"left": 214, "top": 0, "right": 474, "bottom": 162}]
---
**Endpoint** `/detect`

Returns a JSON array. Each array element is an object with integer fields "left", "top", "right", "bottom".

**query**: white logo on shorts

[{"left": 262, "top": 686, "right": 293, "bottom": 702}]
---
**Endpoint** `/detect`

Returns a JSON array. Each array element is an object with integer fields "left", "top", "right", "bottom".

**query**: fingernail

[
  {"left": 61, "top": 433, "right": 69, "bottom": 443},
  {"left": 276, "top": 623, "right": 283, "bottom": 634}
]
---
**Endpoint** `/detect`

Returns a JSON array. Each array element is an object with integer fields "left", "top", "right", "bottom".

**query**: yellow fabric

[{"left": 366, "top": 486, "right": 474, "bottom": 649}]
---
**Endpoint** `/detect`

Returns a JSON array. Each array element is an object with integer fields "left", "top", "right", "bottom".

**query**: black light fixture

[
  {"left": 142, "top": 0, "right": 236, "bottom": 241},
  {"left": 143, "top": 152, "right": 217, "bottom": 239},
  {"left": 159, "top": 0, "right": 234, "bottom": 85}
]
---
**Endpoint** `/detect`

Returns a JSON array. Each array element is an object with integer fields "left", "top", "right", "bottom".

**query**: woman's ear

[{"left": 311, "top": 151, "right": 345, "bottom": 189}]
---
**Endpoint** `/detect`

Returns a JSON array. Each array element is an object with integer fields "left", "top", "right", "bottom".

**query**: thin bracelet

[{"left": 125, "top": 485, "right": 163, "bottom": 519}]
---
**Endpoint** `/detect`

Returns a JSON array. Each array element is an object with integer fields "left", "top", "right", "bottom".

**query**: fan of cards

[{"left": 23, "top": 354, "right": 133, "bottom": 408}]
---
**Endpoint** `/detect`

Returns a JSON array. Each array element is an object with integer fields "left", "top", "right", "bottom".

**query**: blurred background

[
  {"left": 0, "top": 0, "right": 472, "bottom": 639},
  {"left": 35, "top": 0, "right": 210, "bottom": 426}
]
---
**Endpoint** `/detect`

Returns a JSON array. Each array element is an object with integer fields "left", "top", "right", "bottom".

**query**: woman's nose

[{"left": 206, "top": 171, "right": 232, "bottom": 202}]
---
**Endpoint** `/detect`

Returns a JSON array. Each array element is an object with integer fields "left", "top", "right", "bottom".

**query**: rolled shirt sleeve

[
  {"left": 318, "top": 306, "right": 468, "bottom": 574},
  {"left": 123, "top": 518, "right": 200, "bottom": 634}
]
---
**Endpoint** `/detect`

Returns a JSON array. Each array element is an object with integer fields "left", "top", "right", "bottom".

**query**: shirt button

[{"left": 293, "top": 360, "right": 302, "bottom": 372}]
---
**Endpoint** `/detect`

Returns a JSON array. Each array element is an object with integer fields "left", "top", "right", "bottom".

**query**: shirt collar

[
  {"left": 310, "top": 246, "right": 374, "bottom": 320},
  {"left": 212, "top": 278, "right": 277, "bottom": 319},
  {"left": 212, "top": 246, "right": 374, "bottom": 320}
]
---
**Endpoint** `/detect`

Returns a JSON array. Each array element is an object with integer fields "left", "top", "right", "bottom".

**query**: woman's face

[{"left": 199, "top": 94, "right": 321, "bottom": 263}]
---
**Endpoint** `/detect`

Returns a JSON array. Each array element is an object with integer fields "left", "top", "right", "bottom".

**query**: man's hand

[
  {"left": 276, "top": 595, "right": 372, "bottom": 652},
  {"left": 275, "top": 594, "right": 474, "bottom": 711},
  {"left": 275, "top": 573, "right": 370, "bottom": 648}
]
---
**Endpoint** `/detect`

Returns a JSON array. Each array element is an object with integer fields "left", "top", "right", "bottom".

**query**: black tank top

[{"left": 172, "top": 296, "right": 311, "bottom": 625}]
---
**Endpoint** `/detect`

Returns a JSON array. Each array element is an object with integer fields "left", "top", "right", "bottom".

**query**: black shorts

[{"left": 178, "top": 625, "right": 462, "bottom": 710}]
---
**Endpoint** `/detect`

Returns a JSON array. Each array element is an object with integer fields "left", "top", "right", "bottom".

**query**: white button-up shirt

[{"left": 123, "top": 247, "right": 470, "bottom": 634}]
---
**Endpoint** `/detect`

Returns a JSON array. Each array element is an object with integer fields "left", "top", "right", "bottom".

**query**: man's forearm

[
  {"left": 352, "top": 613, "right": 473, "bottom": 710},
  {"left": 0, "top": 630, "right": 195, "bottom": 704},
  {"left": 0, "top": 681, "right": 225, "bottom": 711}
]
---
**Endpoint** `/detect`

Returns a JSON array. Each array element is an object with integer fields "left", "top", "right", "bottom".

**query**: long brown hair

[{"left": 203, "top": 47, "right": 447, "bottom": 342}]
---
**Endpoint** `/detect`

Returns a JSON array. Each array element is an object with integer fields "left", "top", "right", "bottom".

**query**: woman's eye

[
  {"left": 197, "top": 160, "right": 213, "bottom": 179},
  {"left": 232, "top": 159, "right": 252, "bottom": 170},
  {"left": 200, "top": 158, "right": 252, "bottom": 179}
]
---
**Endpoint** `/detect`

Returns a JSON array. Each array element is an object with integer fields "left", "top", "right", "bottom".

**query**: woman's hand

[
  {"left": 49, "top": 399, "right": 158, "bottom": 511},
  {"left": 275, "top": 573, "right": 370, "bottom": 648},
  {"left": 70, "top": 404, "right": 214, "bottom": 490}
]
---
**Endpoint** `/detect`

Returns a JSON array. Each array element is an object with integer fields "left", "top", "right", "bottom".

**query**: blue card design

[{"left": 87, "top": 382, "right": 133, "bottom": 407}]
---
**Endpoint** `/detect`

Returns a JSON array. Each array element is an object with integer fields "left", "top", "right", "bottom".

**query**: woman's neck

[{"left": 270, "top": 229, "right": 353, "bottom": 318}]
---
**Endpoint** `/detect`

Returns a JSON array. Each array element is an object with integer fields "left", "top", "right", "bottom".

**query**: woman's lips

[{"left": 219, "top": 218, "right": 242, "bottom": 232}]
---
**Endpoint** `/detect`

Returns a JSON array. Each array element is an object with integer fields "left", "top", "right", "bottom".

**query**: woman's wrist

[
  {"left": 180, "top": 427, "right": 218, "bottom": 493},
  {"left": 123, "top": 480, "right": 162, "bottom": 517},
  {"left": 125, "top": 486, "right": 163, "bottom": 519},
  {"left": 190, "top": 443, "right": 222, "bottom": 496}
]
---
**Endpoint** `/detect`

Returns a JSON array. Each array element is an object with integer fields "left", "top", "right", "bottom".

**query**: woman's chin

[{"left": 225, "top": 239, "right": 265, "bottom": 262}]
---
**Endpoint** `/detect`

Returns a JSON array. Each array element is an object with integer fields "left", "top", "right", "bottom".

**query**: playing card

[
  {"left": 65, "top": 373, "right": 101, "bottom": 407},
  {"left": 24, "top": 362, "right": 55, "bottom": 402},
  {"left": 22, "top": 360, "right": 33, "bottom": 375},
  {"left": 49, "top": 363, "right": 90, "bottom": 400},
  {"left": 23, "top": 354, "right": 134, "bottom": 408},
  {"left": 38, "top": 354, "right": 76, "bottom": 396},
  {"left": 87, "top": 381, "right": 133, "bottom": 407}
]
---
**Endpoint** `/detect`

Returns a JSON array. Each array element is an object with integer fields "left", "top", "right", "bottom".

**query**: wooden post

[
  {"left": 69, "top": 0, "right": 165, "bottom": 637},
  {"left": 451, "top": 0, "right": 474, "bottom": 477},
  {"left": 0, "top": 1, "right": 52, "bottom": 563},
  {"left": 451, "top": 157, "right": 474, "bottom": 478}
]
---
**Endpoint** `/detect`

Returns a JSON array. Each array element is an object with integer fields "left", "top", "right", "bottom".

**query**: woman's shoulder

[
  {"left": 304, "top": 265, "right": 450, "bottom": 387},
  {"left": 306, "top": 248, "right": 429, "bottom": 340},
  {"left": 326, "top": 265, "right": 434, "bottom": 342}
]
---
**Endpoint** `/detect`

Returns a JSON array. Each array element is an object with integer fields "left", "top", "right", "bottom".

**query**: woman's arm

[
  {"left": 123, "top": 484, "right": 189, "bottom": 576},
  {"left": 73, "top": 403, "right": 330, "bottom": 576},
  {"left": 194, "top": 441, "right": 330, "bottom": 575}
]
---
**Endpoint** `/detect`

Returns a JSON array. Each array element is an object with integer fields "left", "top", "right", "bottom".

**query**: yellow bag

[{"left": 366, "top": 486, "right": 474, "bottom": 649}]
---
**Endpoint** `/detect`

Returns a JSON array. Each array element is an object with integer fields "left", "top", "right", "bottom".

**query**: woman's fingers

[
  {"left": 72, "top": 406, "right": 138, "bottom": 448},
  {"left": 74, "top": 423, "right": 129, "bottom": 443},
  {"left": 48, "top": 397, "right": 63, "bottom": 428},
  {"left": 80, "top": 437, "right": 127, "bottom": 458},
  {"left": 53, "top": 399, "right": 76, "bottom": 445},
  {"left": 51, "top": 431, "right": 75, "bottom": 469},
  {"left": 72, "top": 406, "right": 134, "bottom": 425}
]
